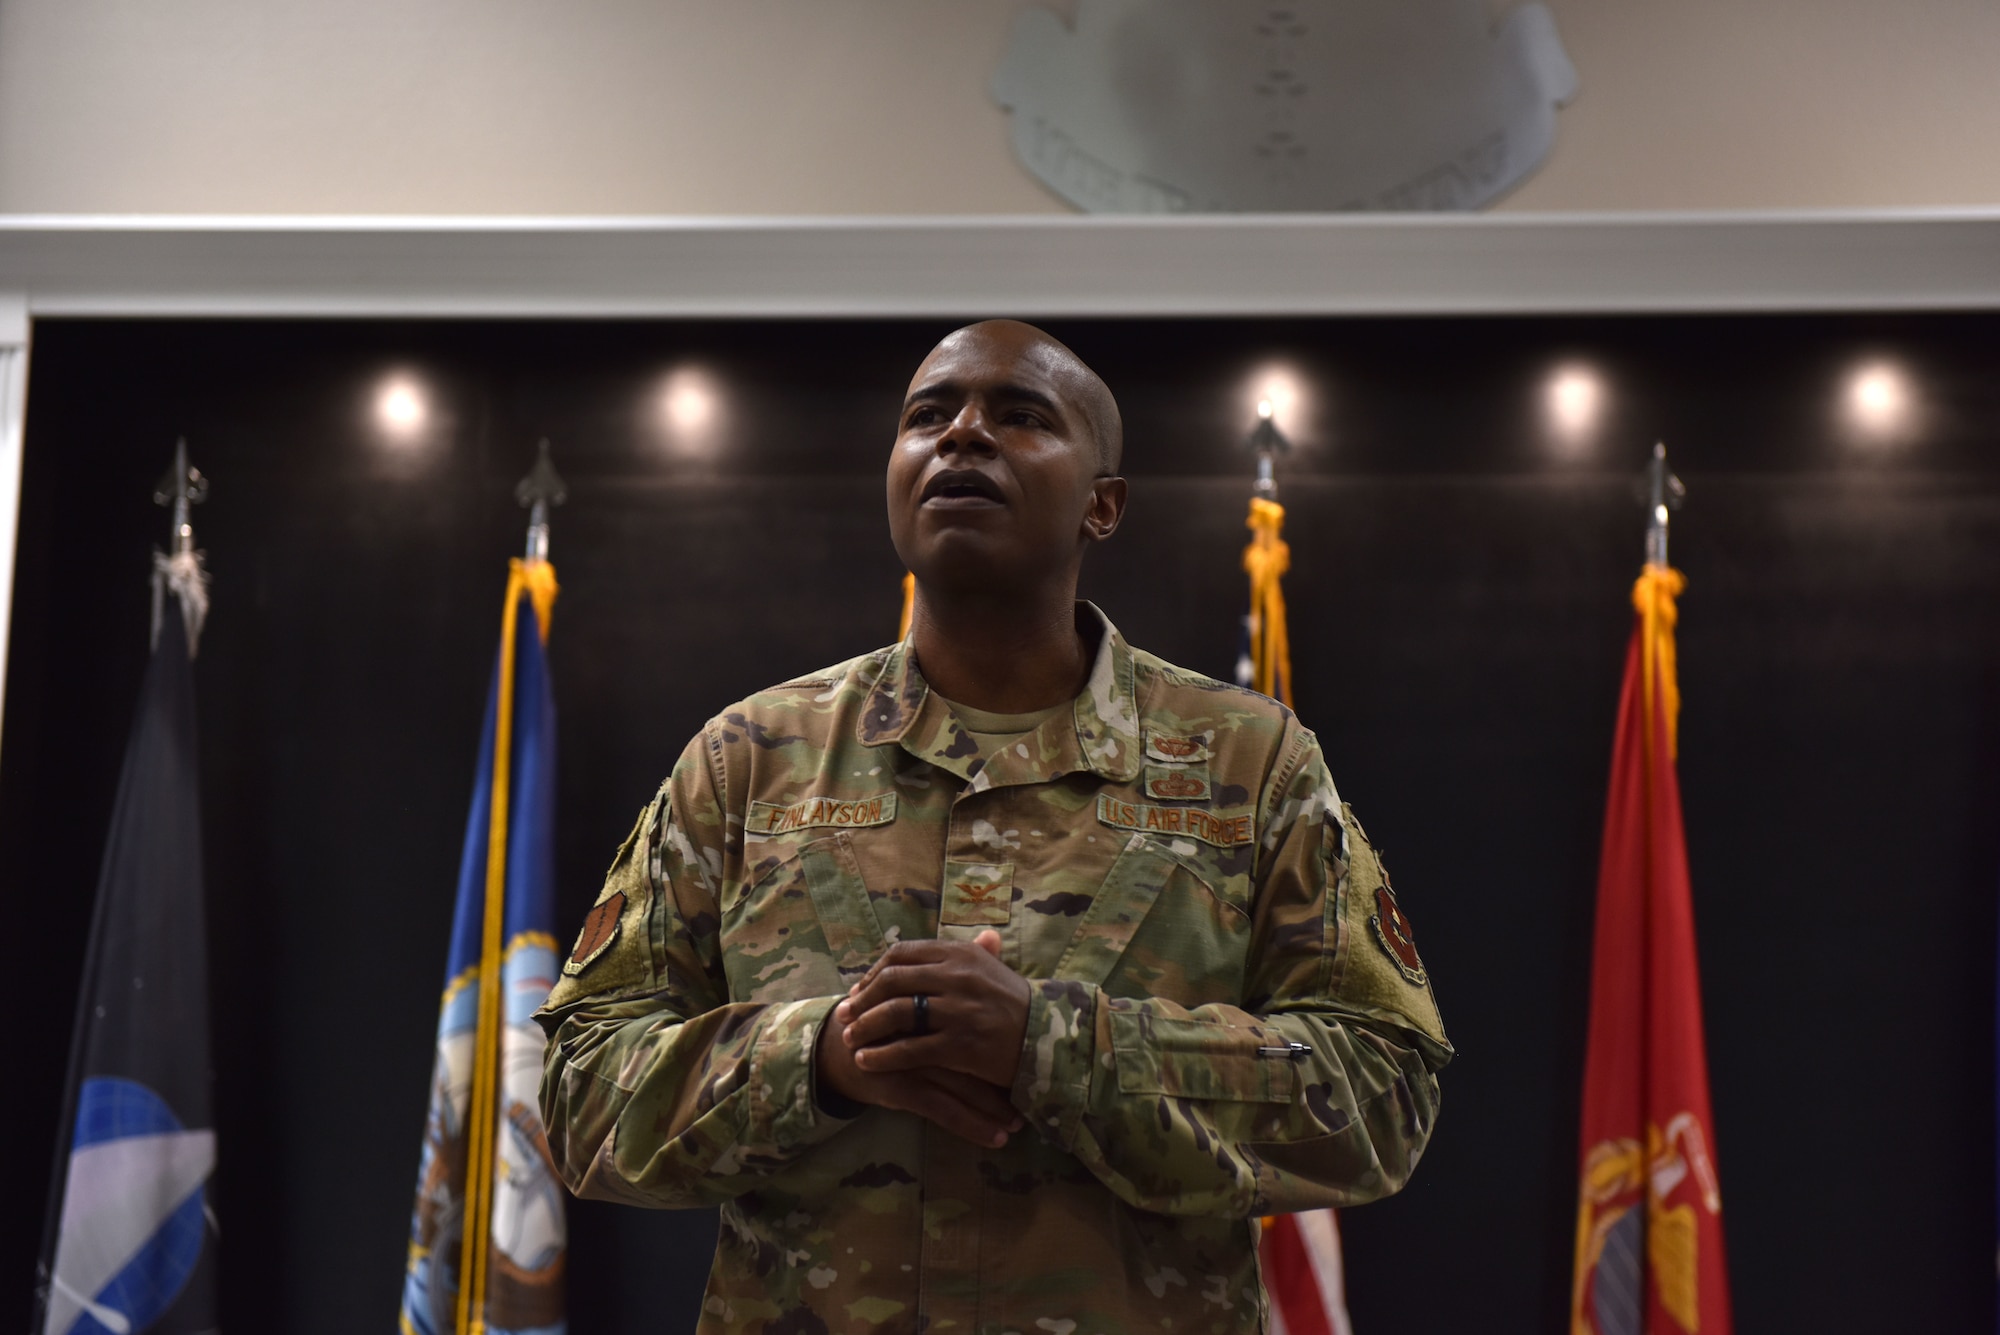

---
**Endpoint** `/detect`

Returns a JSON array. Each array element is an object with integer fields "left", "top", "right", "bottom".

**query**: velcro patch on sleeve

[
  {"left": 1144, "top": 731, "right": 1214, "bottom": 764},
  {"left": 564, "top": 890, "right": 626, "bottom": 976},
  {"left": 1370, "top": 882, "right": 1428, "bottom": 986},
  {"left": 1096, "top": 794, "right": 1253, "bottom": 848},
  {"left": 745, "top": 791, "right": 898, "bottom": 837}
]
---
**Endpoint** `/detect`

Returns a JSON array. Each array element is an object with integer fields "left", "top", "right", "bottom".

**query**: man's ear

[{"left": 1082, "top": 476, "right": 1127, "bottom": 543}]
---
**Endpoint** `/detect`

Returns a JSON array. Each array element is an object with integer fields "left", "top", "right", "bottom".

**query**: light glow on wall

[
  {"left": 655, "top": 365, "right": 726, "bottom": 457},
  {"left": 1843, "top": 359, "right": 1916, "bottom": 443},
  {"left": 1544, "top": 362, "right": 1606, "bottom": 451},
  {"left": 373, "top": 374, "right": 429, "bottom": 441},
  {"left": 1244, "top": 362, "right": 1310, "bottom": 437}
]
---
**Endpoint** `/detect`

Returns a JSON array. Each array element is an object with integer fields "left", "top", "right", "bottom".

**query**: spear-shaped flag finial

[
  {"left": 149, "top": 440, "right": 211, "bottom": 654},
  {"left": 152, "top": 438, "right": 209, "bottom": 557},
  {"left": 1643, "top": 442, "right": 1686, "bottom": 568},
  {"left": 515, "top": 438, "right": 568, "bottom": 564},
  {"left": 1244, "top": 399, "right": 1292, "bottom": 500}
]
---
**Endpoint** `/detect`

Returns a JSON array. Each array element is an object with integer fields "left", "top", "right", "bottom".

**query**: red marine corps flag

[{"left": 1571, "top": 452, "right": 1731, "bottom": 1335}]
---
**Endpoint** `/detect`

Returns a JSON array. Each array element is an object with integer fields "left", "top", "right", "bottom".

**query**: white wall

[
  {"left": 0, "top": 0, "right": 1996, "bottom": 215},
  {"left": 1514, "top": 0, "right": 2000, "bottom": 212}
]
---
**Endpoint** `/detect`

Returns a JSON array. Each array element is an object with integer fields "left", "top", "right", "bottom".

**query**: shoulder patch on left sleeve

[
  {"left": 1368, "top": 875, "right": 1427, "bottom": 986},
  {"left": 1335, "top": 804, "right": 1450, "bottom": 1056},
  {"left": 547, "top": 798, "right": 660, "bottom": 996},
  {"left": 564, "top": 891, "right": 626, "bottom": 975}
]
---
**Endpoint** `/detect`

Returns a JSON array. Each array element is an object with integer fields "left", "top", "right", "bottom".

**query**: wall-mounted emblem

[{"left": 993, "top": 0, "right": 1578, "bottom": 213}]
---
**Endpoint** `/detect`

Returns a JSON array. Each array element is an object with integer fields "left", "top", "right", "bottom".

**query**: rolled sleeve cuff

[
  {"left": 748, "top": 996, "right": 858, "bottom": 1152},
  {"left": 1010, "top": 979, "right": 1099, "bottom": 1150}
]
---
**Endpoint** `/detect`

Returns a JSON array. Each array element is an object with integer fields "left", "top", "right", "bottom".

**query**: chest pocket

[
  {"left": 724, "top": 831, "right": 887, "bottom": 1003},
  {"left": 1051, "top": 832, "right": 1241, "bottom": 991},
  {"left": 1057, "top": 832, "right": 1283, "bottom": 1098}
]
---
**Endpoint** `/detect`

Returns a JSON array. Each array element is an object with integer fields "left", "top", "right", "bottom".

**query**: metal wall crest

[{"left": 992, "top": 0, "right": 1578, "bottom": 213}]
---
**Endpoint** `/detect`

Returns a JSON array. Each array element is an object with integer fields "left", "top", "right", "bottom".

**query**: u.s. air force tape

[
  {"left": 1095, "top": 794, "right": 1253, "bottom": 848},
  {"left": 746, "top": 791, "right": 898, "bottom": 836}
]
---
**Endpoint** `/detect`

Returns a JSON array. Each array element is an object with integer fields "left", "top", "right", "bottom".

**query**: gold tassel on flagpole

[
  {"left": 1243, "top": 497, "right": 1293, "bottom": 709},
  {"left": 898, "top": 571, "right": 916, "bottom": 640},
  {"left": 1634, "top": 563, "right": 1685, "bottom": 762}
]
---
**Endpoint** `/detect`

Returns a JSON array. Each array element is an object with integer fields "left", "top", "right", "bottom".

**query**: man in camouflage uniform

[{"left": 536, "top": 320, "right": 1451, "bottom": 1334}]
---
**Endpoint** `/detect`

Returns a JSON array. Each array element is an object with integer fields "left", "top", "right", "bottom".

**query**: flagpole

[
  {"left": 1240, "top": 400, "right": 1293, "bottom": 707},
  {"left": 1241, "top": 402, "right": 1351, "bottom": 1335},
  {"left": 1638, "top": 443, "right": 1684, "bottom": 763}
]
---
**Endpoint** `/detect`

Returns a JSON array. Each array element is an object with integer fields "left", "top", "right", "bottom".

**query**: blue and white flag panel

[
  {"left": 39, "top": 601, "right": 219, "bottom": 1335},
  {"left": 402, "top": 583, "right": 566, "bottom": 1335}
]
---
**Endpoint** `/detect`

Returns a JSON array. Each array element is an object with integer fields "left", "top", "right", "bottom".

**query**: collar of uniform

[
  {"left": 854, "top": 602, "right": 1142, "bottom": 786},
  {"left": 1068, "top": 603, "right": 1142, "bottom": 783}
]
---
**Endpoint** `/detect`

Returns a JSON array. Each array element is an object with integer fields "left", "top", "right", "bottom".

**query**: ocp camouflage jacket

[{"left": 535, "top": 605, "right": 1452, "bottom": 1335}]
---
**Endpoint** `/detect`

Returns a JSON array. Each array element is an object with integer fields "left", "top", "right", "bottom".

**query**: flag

[
  {"left": 1571, "top": 565, "right": 1731, "bottom": 1335},
  {"left": 1261, "top": 1211, "right": 1353, "bottom": 1335},
  {"left": 1235, "top": 493, "right": 1354, "bottom": 1335},
  {"left": 36, "top": 550, "right": 219, "bottom": 1335},
  {"left": 401, "top": 558, "right": 567, "bottom": 1335}
]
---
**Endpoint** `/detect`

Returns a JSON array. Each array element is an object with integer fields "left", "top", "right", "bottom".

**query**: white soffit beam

[{"left": 0, "top": 211, "right": 1995, "bottom": 318}]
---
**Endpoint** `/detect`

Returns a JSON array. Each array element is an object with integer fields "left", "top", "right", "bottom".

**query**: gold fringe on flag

[
  {"left": 1243, "top": 497, "right": 1293, "bottom": 709},
  {"left": 898, "top": 571, "right": 916, "bottom": 640},
  {"left": 458, "top": 556, "right": 557, "bottom": 1335}
]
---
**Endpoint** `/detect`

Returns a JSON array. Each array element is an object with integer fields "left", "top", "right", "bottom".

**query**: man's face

[{"left": 886, "top": 326, "right": 1124, "bottom": 596}]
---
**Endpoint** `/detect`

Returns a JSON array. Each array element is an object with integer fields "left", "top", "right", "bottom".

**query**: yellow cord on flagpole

[
  {"left": 1632, "top": 563, "right": 1685, "bottom": 761},
  {"left": 1243, "top": 497, "right": 1293, "bottom": 708},
  {"left": 457, "top": 557, "right": 557, "bottom": 1335},
  {"left": 898, "top": 571, "right": 916, "bottom": 640},
  {"left": 520, "top": 560, "right": 558, "bottom": 645}
]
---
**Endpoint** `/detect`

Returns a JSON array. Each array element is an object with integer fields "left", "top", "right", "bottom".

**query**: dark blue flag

[
  {"left": 401, "top": 560, "right": 565, "bottom": 1335},
  {"left": 37, "top": 555, "right": 218, "bottom": 1335}
]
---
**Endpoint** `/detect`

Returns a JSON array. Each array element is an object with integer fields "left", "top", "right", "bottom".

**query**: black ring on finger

[{"left": 911, "top": 993, "right": 930, "bottom": 1036}]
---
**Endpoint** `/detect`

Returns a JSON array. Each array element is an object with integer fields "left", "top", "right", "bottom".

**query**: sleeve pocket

[{"left": 1109, "top": 1010, "right": 1297, "bottom": 1103}]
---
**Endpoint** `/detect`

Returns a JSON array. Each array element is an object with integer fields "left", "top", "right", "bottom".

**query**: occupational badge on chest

[
  {"left": 1142, "top": 730, "right": 1213, "bottom": 802},
  {"left": 1369, "top": 880, "right": 1428, "bottom": 986},
  {"left": 1143, "top": 764, "right": 1211, "bottom": 802},
  {"left": 1144, "top": 731, "right": 1214, "bottom": 764},
  {"left": 941, "top": 860, "right": 1013, "bottom": 926}
]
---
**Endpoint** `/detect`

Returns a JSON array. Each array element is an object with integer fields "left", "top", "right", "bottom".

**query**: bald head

[{"left": 918, "top": 320, "right": 1124, "bottom": 475}]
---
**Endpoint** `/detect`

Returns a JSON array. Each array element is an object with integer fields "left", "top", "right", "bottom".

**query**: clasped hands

[{"left": 814, "top": 930, "right": 1032, "bottom": 1148}]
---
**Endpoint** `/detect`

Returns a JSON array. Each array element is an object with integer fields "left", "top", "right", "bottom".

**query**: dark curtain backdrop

[{"left": 5, "top": 315, "right": 1998, "bottom": 1334}]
